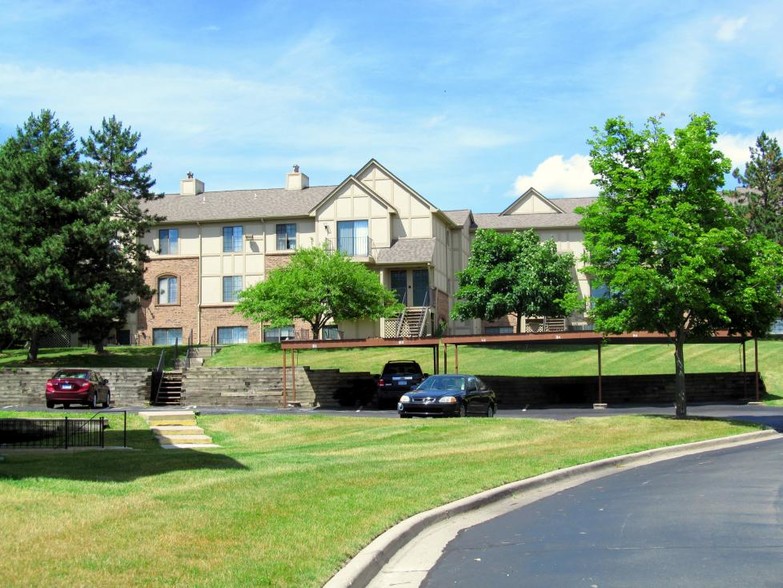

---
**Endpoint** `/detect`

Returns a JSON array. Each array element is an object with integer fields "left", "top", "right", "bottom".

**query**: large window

[
  {"left": 337, "top": 220, "right": 369, "bottom": 256},
  {"left": 223, "top": 225, "right": 243, "bottom": 253},
  {"left": 157, "top": 276, "right": 178, "bottom": 305},
  {"left": 222, "top": 276, "right": 243, "bottom": 303},
  {"left": 159, "top": 228, "right": 179, "bottom": 255},
  {"left": 153, "top": 328, "right": 183, "bottom": 346},
  {"left": 264, "top": 326, "right": 295, "bottom": 342},
  {"left": 217, "top": 326, "right": 248, "bottom": 345},
  {"left": 276, "top": 223, "right": 297, "bottom": 251}
]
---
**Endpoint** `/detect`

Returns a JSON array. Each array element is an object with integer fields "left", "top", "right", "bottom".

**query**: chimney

[
  {"left": 285, "top": 164, "right": 309, "bottom": 191},
  {"left": 180, "top": 171, "right": 205, "bottom": 195}
]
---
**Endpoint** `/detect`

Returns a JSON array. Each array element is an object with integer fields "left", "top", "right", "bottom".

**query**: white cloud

[
  {"left": 715, "top": 16, "right": 748, "bottom": 42},
  {"left": 717, "top": 129, "right": 783, "bottom": 173},
  {"left": 513, "top": 154, "right": 598, "bottom": 198}
]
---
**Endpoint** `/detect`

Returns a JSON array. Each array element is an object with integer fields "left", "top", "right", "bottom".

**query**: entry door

[
  {"left": 412, "top": 269, "right": 429, "bottom": 306},
  {"left": 390, "top": 270, "right": 407, "bottom": 304}
]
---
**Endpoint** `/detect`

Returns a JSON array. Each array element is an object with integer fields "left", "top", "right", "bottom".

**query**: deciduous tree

[
  {"left": 236, "top": 247, "right": 403, "bottom": 339},
  {"left": 580, "top": 114, "right": 783, "bottom": 418},
  {"left": 451, "top": 229, "right": 580, "bottom": 332}
]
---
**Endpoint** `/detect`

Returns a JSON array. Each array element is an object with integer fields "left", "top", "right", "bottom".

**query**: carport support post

[
  {"left": 292, "top": 348, "right": 297, "bottom": 404},
  {"left": 754, "top": 337, "right": 760, "bottom": 402},
  {"left": 454, "top": 344, "right": 459, "bottom": 374},
  {"left": 443, "top": 343, "right": 448, "bottom": 374},
  {"left": 282, "top": 349, "right": 288, "bottom": 407},
  {"left": 594, "top": 340, "right": 606, "bottom": 409}
]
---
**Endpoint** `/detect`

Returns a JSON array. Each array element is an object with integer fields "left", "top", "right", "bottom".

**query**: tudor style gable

[{"left": 500, "top": 187, "right": 565, "bottom": 216}]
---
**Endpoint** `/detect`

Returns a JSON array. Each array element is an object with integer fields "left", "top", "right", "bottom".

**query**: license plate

[{"left": 61, "top": 384, "right": 73, "bottom": 390}]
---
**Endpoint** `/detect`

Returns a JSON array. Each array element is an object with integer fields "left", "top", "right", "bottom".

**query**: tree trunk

[
  {"left": 27, "top": 331, "right": 40, "bottom": 362},
  {"left": 94, "top": 338, "right": 106, "bottom": 354},
  {"left": 673, "top": 330, "right": 687, "bottom": 418},
  {"left": 516, "top": 313, "right": 522, "bottom": 334}
]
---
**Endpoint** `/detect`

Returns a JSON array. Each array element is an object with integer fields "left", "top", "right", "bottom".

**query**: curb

[{"left": 324, "top": 429, "right": 781, "bottom": 588}]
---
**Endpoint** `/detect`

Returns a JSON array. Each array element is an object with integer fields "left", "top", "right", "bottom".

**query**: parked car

[
  {"left": 397, "top": 374, "right": 496, "bottom": 418},
  {"left": 375, "top": 360, "right": 428, "bottom": 408},
  {"left": 45, "top": 369, "right": 111, "bottom": 409}
]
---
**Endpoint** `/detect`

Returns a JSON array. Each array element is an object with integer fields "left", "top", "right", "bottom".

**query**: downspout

[{"left": 197, "top": 222, "right": 202, "bottom": 345}]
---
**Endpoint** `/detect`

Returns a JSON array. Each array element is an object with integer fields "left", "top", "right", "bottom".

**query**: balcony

[{"left": 325, "top": 236, "right": 374, "bottom": 258}]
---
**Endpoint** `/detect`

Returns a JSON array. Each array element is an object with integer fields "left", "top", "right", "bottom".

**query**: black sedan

[{"left": 397, "top": 374, "right": 496, "bottom": 418}]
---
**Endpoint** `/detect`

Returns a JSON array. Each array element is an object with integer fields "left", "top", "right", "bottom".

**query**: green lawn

[
  {"left": 0, "top": 345, "right": 185, "bottom": 369},
  {"left": 0, "top": 412, "right": 761, "bottom": 587}
]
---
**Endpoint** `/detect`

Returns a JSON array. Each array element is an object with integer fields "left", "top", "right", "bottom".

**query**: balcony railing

[{"left": 326, "top": 237, "right": 373, "bottom": 258}]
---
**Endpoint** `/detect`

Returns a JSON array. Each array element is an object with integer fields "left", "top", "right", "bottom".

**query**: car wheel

[
  {"left": 63, "top": 402, "right": 70, "bottom": 409},
  {"left": 88, "top": 394, "right": 96, "bottom": 409},
  {"left": 46, "top": 400, "right": 54, "bottom": 409},
  {"left": 102, "top": 392, "right": 111, "bottom": 409},
  {"left": 485, "top": 404, "right": 495, "bottom": 418},
  {"left": 458, "top": 404, "right": 467, "bottom": 417}
]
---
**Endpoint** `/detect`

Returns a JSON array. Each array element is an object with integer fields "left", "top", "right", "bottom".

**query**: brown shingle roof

[
  {"left": 143, "top": 185, "right": 337, "bottom": 224},
  {"left": 473, "top": 197, "right": 596, "bottom": 230},
  {"left": 374, "top": 238, "right": 436, "bottom": 265}
]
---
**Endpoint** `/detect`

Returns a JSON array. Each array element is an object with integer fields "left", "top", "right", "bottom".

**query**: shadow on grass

[{"left": 0, "top": 429, "right": 248, "bottom": 482}]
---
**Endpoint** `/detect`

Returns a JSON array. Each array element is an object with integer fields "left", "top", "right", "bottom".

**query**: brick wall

[
  {"left": 201, "top": 306, "right": 261, "bottom": 344},
  {"left": 138, "top": 257, "right": 199, "bottom": 345},
  {"left": 265, "top": 253, "right": 293, "bottom": 273}
]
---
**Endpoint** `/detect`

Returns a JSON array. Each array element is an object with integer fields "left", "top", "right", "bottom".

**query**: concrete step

[
  {"left": 139, "top": 410, "right": 197, "bottom": 427},
  {"left": 150, "top": 425, "right": 204, "bottom": 436},
  {"left": 155, "top": 433, "right": 214, "bottom": 445}
]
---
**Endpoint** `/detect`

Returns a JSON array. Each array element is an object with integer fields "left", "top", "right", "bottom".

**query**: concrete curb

[{"left": 324, "top": 429, "right": 781, "bottom": 588}]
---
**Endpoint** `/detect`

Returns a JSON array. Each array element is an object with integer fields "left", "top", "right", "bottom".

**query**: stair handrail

[
  {"left": 395, "top": 291, "right": 408, "bottom": 337},
  {"left": 417, "top": 289, "right": 430, "bottom": 337},
  {"left": 151, "top": 347, "right": 166, "bottom": 404},
  {"left": 183, "top": 329, "right": 193, "bottom": 370},
  {"left": 210, "top": 328, "right": 217, "bottom": 357}
]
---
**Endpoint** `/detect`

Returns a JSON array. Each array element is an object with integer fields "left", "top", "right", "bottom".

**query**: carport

[
  {"left": 280, "top": 337, "right": 441, "bottom": 405},
  {"left": 441, "top": 331, "right": 761, "bottom": 407}
]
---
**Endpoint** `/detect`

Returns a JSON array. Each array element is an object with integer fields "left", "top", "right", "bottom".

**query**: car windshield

[
  {"left": 54, "top": 370, "right": 89, "bottom": 379},
  {"left": 418, "top": 376, "right": 465, "bottom": 391}
]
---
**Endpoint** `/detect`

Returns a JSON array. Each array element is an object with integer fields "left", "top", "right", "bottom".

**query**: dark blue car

[{"left": 397, "top": 374, "right": 496, "bottom": 418}]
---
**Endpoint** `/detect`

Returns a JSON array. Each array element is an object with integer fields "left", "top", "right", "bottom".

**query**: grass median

[{"left": 0, "top": 411, "right": 761, "bottom": 587}]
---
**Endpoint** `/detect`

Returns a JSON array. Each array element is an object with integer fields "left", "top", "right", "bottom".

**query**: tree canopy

[
  {"left": 0, "top": 110, "right": 160, "bottom": 359},
  {"left": 579, "top": 114, "right": 783, "bottom": 417},
  {"left": 235, "top": 247, "right": 403, "bottom": 339},
  {"left": 451, "top": 229, "right": 580, "bottom": 332},
  {"left": 732, "top": 131, "right": 783, "bottom": 244}
]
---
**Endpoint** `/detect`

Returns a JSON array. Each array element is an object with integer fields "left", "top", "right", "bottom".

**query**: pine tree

[
  {"left": 0, "top": 110, "right": 85, "bottom": 360},
  {"left": 77, "top": 116, "right": 162, "bottom": 352},
  {"left": 732, "top": 131, "right": 783, "bottom": 244}
]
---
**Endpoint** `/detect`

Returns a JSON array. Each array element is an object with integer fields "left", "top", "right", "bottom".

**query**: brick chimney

[
  {"left": 285, "top": 164, "right": 309, "bottom": 190},
  {"left": 180, "top": 171, "right": 205, "bottom": 195}
]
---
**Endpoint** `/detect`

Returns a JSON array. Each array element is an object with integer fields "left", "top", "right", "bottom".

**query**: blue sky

[{"left": 1, "top": 0, "right": 781, "bottom": 212}]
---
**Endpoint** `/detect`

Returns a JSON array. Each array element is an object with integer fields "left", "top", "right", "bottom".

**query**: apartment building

[{"left": 129, "top": 159, "right": 595, "bottom": 346}]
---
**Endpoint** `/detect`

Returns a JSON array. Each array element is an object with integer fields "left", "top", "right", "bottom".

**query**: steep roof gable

[
  {"left": 309, "top": 175, "right": 398, "bottom": 216},
  {"left": 500, "top": 187, "right": 565, "bottom": 216}
]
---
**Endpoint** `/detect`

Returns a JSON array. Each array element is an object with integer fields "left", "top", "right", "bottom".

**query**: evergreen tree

[
  {"left": 77, "top": 116, "right": 161, "bottom": 352},
  {"left": 732, "top": 131, "right": 783, "bottom": 244},
  {"left": 0, "top": 110, "right": 85, "bottom": 360}
]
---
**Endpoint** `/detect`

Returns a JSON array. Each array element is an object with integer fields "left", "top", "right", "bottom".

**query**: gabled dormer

[{"left": 501, "top": 187, "right": 565, "bottom": 216}]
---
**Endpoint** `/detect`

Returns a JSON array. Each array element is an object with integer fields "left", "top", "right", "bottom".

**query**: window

[
  {"left": 276, "top": 223, "right": 297, "bottom": 250},
  {"left": 223, "top": 225, "right": 243, "bottom": 253},
  {"left": 322, "top": 325, "right": 341, "bottom": 340},
  {"left": 222, "top": 276, "right": 243, "bottom": 302},
  {"left": 484, "top": 326, "right": 513, "bottom": 335},
  {"left": 153, "top": 328, "right": 183, "bottom": 346},
  {"left": 264, "top": 326, "right": 295, "bottom": 342},
  {"left": 157, "top": 276, "right": 178, "bottom": 305},
  {"left": 217, "top": 326, "right": 248, "bottom": 345},
  {"left": 159, "top": 228, "right": 179, "bottom": 255},
  {"left": 337, "top": 220, "right": 369, "bottom": 256}
]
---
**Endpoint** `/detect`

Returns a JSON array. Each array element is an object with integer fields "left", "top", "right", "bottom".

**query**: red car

[{"left": 45, "top": 369, "right": 111, "bottom": 409}]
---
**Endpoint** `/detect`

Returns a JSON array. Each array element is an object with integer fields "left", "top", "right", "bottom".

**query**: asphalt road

[{"left": 422, "top": 437, "right": 783, "bottom": 588}]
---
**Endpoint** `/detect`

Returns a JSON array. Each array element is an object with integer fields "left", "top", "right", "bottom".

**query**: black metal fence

[{"left": 0, "top": 416, "right": 107, "bottom": 449}]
